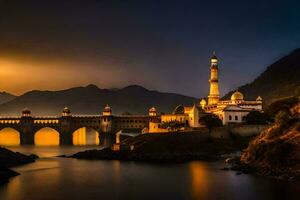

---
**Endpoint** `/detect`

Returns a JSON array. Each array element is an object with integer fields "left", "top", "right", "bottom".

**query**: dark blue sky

[{"left": 0, "top": 0, "right": 299, "bottom": 97}]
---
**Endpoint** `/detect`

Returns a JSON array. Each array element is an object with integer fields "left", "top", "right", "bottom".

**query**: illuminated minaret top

[{"left": 208, "top": 52, "right": 220, "bottom": 105}]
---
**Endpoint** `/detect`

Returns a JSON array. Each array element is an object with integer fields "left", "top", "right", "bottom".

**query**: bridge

[{"left": 0, "top": 106, "right": 156, "bottom": 147}]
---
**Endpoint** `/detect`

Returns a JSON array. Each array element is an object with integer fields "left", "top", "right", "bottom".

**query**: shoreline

[{"left": 0, "top": 147, "right": 38, "bottom": 185}]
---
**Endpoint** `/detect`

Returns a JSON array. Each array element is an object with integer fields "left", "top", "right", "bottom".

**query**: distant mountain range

[
  {"left": 224, "top": 48, "right": 300, "bottom": 105},
  {"left": 1, "top": 48, "right": 300, "bottom": 116},
  {"left": 0, "top": 85, "right": 198, "bottom": 116},
  {"left": 0, "top": 92, "right": 16, "bottom": 105}
]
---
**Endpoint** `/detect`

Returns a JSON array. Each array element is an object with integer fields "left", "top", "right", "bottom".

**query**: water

[{"left": 0, "top": 146, "right": 299, "bottom": 200}]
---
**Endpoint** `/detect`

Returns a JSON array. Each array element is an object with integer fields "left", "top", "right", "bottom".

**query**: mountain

[
  {"left": 0, "top": 85, "right": 198, "bottom": 116},
  {"left": 0, "top": 92, "right": 16, "bottom": 104},
  {"left": 223, "top": 48, "right": 300, "bottom": 105}
]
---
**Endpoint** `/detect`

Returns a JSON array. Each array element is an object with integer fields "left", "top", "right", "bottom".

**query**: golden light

[
  {"left": 189, "top": 162, "right": 209, "bottom": 199},
  {"left": 73, "top": 127, "right": 99, "bottom": 146},
  {"left": 0, "top": 128, "right": 20, "bottom": 146},
  {"left": 34, "top": 127, "right": 59, "bottom": 146}
]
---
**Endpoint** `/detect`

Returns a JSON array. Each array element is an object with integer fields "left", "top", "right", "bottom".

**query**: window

[
  {"left": 229, "top": 115, "right": 232, "bottom": 120},
  {"left": 235, "top": 116, "right": 238, "bottom": 121}
]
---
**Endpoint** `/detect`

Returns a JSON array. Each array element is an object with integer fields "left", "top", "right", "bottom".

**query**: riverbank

[
  {"left": 0, "top": 147, "right": 38, "bottom": 184},
  {"left": 229, "top": 103, "right": 300, "bottom": 181},
  {"left": 72, "top": 132, "right": 252, "bottom": 162}
]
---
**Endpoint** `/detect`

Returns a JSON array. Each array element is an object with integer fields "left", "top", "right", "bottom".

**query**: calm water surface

[{"left": 0, "top": 146, "right": 299, "bottom": 200}]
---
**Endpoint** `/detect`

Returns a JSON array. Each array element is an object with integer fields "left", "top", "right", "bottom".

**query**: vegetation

[
  {"left": 240, "top": 101, "right": 300, "bottom": 180},
  {"left": 200, "top": 114, "right": 223, "bottom": 137},
  {"left": 245, "top": 111, "right": 269, "bottom": 125}
]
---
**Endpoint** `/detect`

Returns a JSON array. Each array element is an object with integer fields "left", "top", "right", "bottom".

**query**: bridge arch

[
  {"left": 72, "top": 127, "right": 100, "bottom": 146},
  {"left": 34, "top": 127, "right": 60, "bottom": 146},
  {"left": 0, "top": 127, "right": 20, "bottom": 146}
]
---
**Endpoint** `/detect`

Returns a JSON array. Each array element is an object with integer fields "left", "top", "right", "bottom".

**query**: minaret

[{"left": 208, "top": 52, "right": 220, "bottom": 105}]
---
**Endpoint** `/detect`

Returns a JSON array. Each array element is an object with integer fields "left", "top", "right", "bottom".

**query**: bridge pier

[
  {"left": 100, "top": 133, "right": 115, "bottom": 148},
  {"left": 59, "top": 131, "right": 73, "bottom": 145},
  {"left": 20, "top": 131, "right": 34, "bottom": 145}
]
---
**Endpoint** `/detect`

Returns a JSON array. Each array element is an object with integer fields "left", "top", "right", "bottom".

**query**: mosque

[{"left": 148, "top": 53, "right": 263, "bottom": 132}]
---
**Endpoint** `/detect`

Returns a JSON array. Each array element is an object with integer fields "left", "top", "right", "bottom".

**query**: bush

[
  {"left": 200, "top": 114, "right": 223, "bottom": 136},
  {"left": 245, "top": 111, "right": 269, "bottom": 125}
]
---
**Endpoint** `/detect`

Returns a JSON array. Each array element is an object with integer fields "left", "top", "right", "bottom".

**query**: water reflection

[
  {"left": 189, "top": 162, "right": 209, "bottom": 199},
  {"left": 34, "top": 127, "right": 59, "bottom": 146},
  {"left": 0, "top": 147, "right": 298, "bottom": 200},
  {"left": 0, "top": 128, "right": 20, "bottom": 146}
]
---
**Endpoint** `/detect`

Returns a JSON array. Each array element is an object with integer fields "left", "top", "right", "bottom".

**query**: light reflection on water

[{"left": 0, "top": 146, "right": 299, "bottom": 200}]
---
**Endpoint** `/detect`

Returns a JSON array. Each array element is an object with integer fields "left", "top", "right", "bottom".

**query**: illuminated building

[{"left": 201, "top": 53, "right": 263, "bottom": 125}]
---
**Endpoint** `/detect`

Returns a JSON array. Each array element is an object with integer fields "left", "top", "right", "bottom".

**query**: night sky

[{"left": 0, "top": 0, "right": 299, "bottom": 97}]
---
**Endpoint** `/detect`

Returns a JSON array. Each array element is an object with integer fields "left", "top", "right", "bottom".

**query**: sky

[{"left": 0, "top": 0, "right": 300, "bottom": 97}]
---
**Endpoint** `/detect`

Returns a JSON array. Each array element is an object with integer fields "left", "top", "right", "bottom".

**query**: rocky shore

[
  {"left": 72, "top": 132, "right": 251, "bottom": 162},
  {"left": 226, "top": 102, "right": 300, "bottom": 181},
  {"left": 0, "top": 147, "right": 38, "bottom": 185}
]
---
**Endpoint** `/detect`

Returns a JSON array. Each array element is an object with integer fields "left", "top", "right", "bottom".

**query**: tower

[{"left": 208, "top": 52, "right": 220, "bottom": 105}]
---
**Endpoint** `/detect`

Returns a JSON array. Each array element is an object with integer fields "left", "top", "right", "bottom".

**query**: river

[{"left": 0, "top": 146, "right": 299, "bottom": 200}]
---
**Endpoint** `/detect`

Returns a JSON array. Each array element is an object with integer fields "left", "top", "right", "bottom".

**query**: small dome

[
  {"left": 62, "top": 107, "right": 71, "bottom": 113},
  {"left": 149, "top": 107, "right": 156, "bottom": 112},
  {"left": 256, "top": 96, "right": 262, "bottom": 101},
  {"left": 103, "top": 104, "right": 112, "bottom": 112},
  {"left": 211, "top": 51, "right": 218, "bottom": 61},
  {"left": 22, "top": 108, "right": 31, "bottom": 114},
  {"left": 173, "top": 105, "right": 185, "bottom": 115},
  {"left": 211, "top": 54, "right": 218, "bottom": 60},
  {"left": 231, "top": 91, "right": 244, "bottom": 101},
  {"left": 200, "top": 99, "right": 206, "bottom": 105}
]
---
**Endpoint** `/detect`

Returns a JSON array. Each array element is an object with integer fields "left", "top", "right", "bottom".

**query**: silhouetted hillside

[
  {"left": 0, "top": 85, "right": 198, "bottom": 116},
  {"left": 223, "top": 49, "right": 300, "bottom": 105},
  {"left": 0, "top": 92, "right": 16, "bottom": 104}
]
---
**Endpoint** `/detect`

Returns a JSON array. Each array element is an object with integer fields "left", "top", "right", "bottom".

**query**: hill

[
  {"left": 0, "top": 92, "right": 16, "bottom": 105},
  {"left": 240, "top": 101, "right": 300, "bottom": 180},
  {"left": 223, "top": 48, "right": 300, "bottom": 105},
  {"left": 0, "top": 85, "right": 198, "bottom": 116}
]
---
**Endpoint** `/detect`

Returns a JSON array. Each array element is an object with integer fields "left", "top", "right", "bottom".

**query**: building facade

[{"left": 201, "top": 53, "right": 263, "bottom": 124}]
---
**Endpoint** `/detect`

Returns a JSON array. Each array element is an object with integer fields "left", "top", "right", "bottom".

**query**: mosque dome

[
  {"left": 231, "top": 91, "right": 244, "bottom": 101},
  {"left": 256, "top": 96, "right": 263, "bottom": 101},
  {"left": 200, "top": 99, "right": 207, "bottom": 105},
  {"left": 103, "top": 104, "right": 112, "bottom": 112},
  {"left": 149, "top": 107, "right": 157, "bottom": 112},
  {"left": 211, "top": 54, "right": 218, "bottom": 60},
  {"left": 22, "top": 108, "right": 31, "bottom": 116},
  {"left": 173, "top": 105, "right": 185, "bottom": 115},
  {"left": 62, "top": 107, "right": 71, "bottom": 116},
  {"left": 62, "top": 107, "right": 71, "bottom": 114}
]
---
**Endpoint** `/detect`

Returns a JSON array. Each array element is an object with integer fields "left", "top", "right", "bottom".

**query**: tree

[
  {"left": 245, "top": 111, "right": 269, "bottom": 125},
  {"left": 201, "top": 114, "right": 223, "bottom": 137}
]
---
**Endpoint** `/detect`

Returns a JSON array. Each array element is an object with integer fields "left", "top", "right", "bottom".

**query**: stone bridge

[{"left": 0, "top": 106, "right": 155, "bottom": 147}]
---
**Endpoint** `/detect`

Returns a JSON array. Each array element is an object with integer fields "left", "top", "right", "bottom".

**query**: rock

[{"left": 0, "top": 147, "right": 38, "bottom": 185}]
